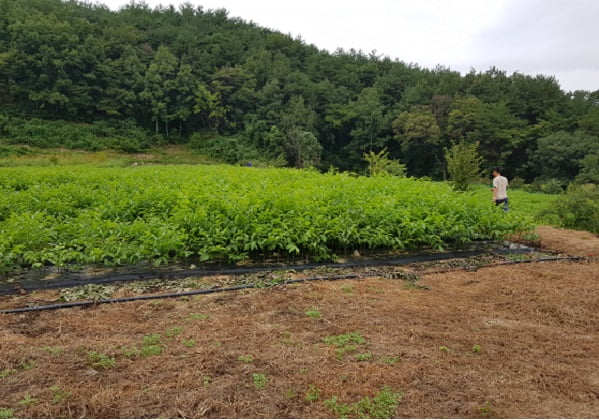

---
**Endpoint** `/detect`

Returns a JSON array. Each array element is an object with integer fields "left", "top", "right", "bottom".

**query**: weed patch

[
  {"left": 325, "top": 386, "right": 402, "bottom": 418},
  {"left": 165, "top": 326, "right": 184, "bottom": 338},
  {"left": 87, "top": 351, "right": 115, "bottom": 369},
  {"left": 323, "top": 332, "right": 367, "bottom": 359},
  {"left": 252, "top": 373, "right": 267, "bottom": 389},
  {"left": 238, "top": 354, "right": 254, "bottom": 363},
  {"left": 305, "top": 385, "right": 322, "bottom": 402},
  {"left": 50, "top": 386, "right": 72, "bottom": 403},
  {"left": 41, "top": 346, "right": 64, "bottom": 355},
  {"left": 18, "top": 393, "right": 37, "bottom": 407},
  {"left": 0, "top": 408, "right": 13, "bottom": 419},
  {"left": 305, "top": 308, "right": 321, "bottom": 319}
]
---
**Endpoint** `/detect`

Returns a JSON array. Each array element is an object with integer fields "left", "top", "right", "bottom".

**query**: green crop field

[
  {"left": 470, "top": 184, "right": 560, "bottom": 223},
  {"left": 0, "top": 165, "right": 535, "bottom": 274}
]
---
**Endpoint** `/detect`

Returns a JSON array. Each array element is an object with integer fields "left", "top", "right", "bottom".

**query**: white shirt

[{"left": 493, "top": 175, "right": 508, "bottom": 199}]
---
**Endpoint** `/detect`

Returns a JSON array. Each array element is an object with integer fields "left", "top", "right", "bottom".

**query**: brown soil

[
  {"left": 535, "top": 225, "right": 599, "bottom": 257},
  {"left": 1, "top": 227, "right": 598, "bottom": 418}
]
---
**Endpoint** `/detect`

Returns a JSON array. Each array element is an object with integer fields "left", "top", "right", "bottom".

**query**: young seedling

[
  {"left": 0, "top": 408, "right": 13, "bottom": 419},
  {"left": 238, "top": 354, "right": 254, "bottom": 363},
  {"left": 141, "top": 334, "right": 163, "bottom": 357},
  {"left": 121, "top": 346, "right": 141, "bottom": 358},
  {"left": 325, "top": 386, "right": 402, "bottom": 419},
  {"left": 305, "top": 385, "right": 321, "bottom": 402},
  {"left": 165, "top": 326, "right": 184, "bottom": 338},
  {"left": 18, "top": 393, "right": 37, "bottom": 407},
  {"left": 472, "top": 344, "right": 481, "bottom": 353},
  {"left": 252, "top": 373, "right": 267, "bottom": 389},
  {"left": 41, "top": 346, "right": 64, "bottom": 355},
  {"left": 285, "top": 389, "right": 298, "bottom": 399},
  {"left": 87, "top": 351, "right": 115, "bottom": 369},
  {"left": 379, "top": 356, "right": 401, "bottom": 365},
  {"left": 341, "top": 284, "right": 354, "bottom": 294},
  {"left": 477, "top": 401, "right": 496, "bottom": 418},
  {"left": 19, "top": 360, "right": 36, "bottom": 370},
  {"left": 355, "top": 351, "right": 373, "bottom": 361},
  {"left": 187, "top": 313, "right": 209, "bottom": 321},
  {"left": 438, "top": 345, "right": 450, "bottom": 353},
  {"left": 323, "top": 332, "right": 367, "bottom": 359},
  {"left": 181, "top": 339, "right": 195, "bottom": 348},
  {"left": 50, "top": 386, "right": 72, "bottom": 403},
  {"left": 305, "top": 308, "right": 321, "bottom": 319}
]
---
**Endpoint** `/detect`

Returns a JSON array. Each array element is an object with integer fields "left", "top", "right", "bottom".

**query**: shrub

[
  {"left": 538, "top": 184, "right": 599, "bottom": 233},
  {"left": 363, "top": 148, "right": 407, "bottom": 177},
  {"left": 509, "top": 176, "right": 527, "bottom": 189},
  {"left": 188, "top": 133, "right": 260, "bottom": 164},
  {"left": 445, "top": 141, "right": 483, "bottom": 192},
  {"left": 0, "top": 116, "right": 151, "bottom": 152}
]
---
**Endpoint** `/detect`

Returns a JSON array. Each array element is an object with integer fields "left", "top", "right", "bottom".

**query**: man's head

[{"left": 492, "top": 167, "right": 501, "bottom": 177}]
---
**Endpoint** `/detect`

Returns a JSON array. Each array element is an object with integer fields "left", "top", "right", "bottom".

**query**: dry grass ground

[{"left": 1, "top": 226, "right": 598, "bottom": 418}]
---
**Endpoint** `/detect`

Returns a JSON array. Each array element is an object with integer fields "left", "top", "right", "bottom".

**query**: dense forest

[{"left": 0, "top": 0, "right": 597, "bottom": 184}]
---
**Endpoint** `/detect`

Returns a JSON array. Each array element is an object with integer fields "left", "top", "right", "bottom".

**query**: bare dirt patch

[
  {"left": 1, "top": 228, "right": 598, "bottom": 418},
  {"left": 535, "top": 225, "right": 599, "bottom": 257}
]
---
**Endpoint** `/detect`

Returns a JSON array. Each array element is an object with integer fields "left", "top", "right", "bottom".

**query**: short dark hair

[{"left": 493, "top": 167, "right": 501, "bottom": 173}]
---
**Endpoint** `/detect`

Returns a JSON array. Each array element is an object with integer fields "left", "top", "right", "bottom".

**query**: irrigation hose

[
  {"left": 0, "top": 255, "right": 586, "bottom": 314},
  {"left": 0, "top": 247, "right": 535, "bottom": 295}
]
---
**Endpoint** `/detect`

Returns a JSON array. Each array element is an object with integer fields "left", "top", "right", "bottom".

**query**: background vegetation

[{"left": 0, "top": 0, "right": 597, "bottom": 184}]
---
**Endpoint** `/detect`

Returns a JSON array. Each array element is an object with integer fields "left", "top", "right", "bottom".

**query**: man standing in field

[{"left": 491, "top": 167, "right": 509, "bottom": 212}]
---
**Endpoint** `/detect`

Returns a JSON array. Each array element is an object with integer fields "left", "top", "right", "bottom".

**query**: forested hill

[{"left": 0, "top": 0, "right": 598, "bottom": 183}]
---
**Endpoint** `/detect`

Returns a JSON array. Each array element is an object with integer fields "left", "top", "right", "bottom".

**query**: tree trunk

[{"left": 165, "top": 105, "right": 169, "bottom": 137}]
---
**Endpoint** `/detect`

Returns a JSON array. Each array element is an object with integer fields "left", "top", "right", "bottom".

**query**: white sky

[{"left": 99, "top": 0, "right": 599, "bottom": 93}]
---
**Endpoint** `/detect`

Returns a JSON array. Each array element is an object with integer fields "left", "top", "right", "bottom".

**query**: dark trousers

[{"left": 495, "top": 198, "right": 509, "bottom": 212}]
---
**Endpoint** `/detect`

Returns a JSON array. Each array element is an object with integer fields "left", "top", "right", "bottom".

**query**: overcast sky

[{"left": 99, "top": 0, "right": 599, "bottom": 93}]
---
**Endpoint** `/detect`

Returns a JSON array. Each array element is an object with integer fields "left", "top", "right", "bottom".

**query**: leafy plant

[
  {"left": 18, "top": 393, "right": 37, "bottom": 406},
  {"left": 0, "top": 369, "right": 16, "bottom": 378},
  {"left": 355, "top": 351, "right": 373, "bottom": 361},
  {"left": 477, "top": 401, "right": 496, "bottom": 418},
  {"left": 139, "top": 334, "right": 164, "bottom": 357},
  {"left": 305, "top": 384, "right": 322, "bottom": 402},
  {"left": 285, "top": 389, "right": 298, "bottom": 399},
  {"left": 325, "top": 386, "right": 402, "bottom": 418},
  {"left": 324, "top": 332, "right": 367, "bottom": 359},
  {"left": 363, "top": 148, "right": 407, "bottom": 177},
  {"left": 340, "top": 284, "right": 354, "bottom": 294},
  {"left": 380, "top": 356, "right": 401, "bottom": 365},
  {"left": 238, "top": 354, "right": 254, "bottom": 363},
  {"left": 187, "top": 313, "right": 210, "bottom": 321},
  {"left": 20, "top": 360, "right": 36, "bottom": 370},
  {"left": 50, "top": 386, "right": 72, "bottom": 403},
  {"left": 41, "top": 346, "right": 64, "bottom": 355},
  {"left": 0, "top": 408, "right": 13, "bottom": 419},
  {"left": 438, "top": 345, "right": 450, "bottom": 353},
  {"left": 121, "top": 346, "right": 141, "bottom": 358},
  {"left": 202, "top": 375, "right": 211, "bottom": 387},
  {"left": 305, "top": 308, "right": 321, "bottom": 319},
  {"left": 165, "top": 327, "right": 184, "bottom": 338},
  {"left": 0, "top": 165, "right": 533, "bottom": 275},
  {"left": 445, "top": 141, "right": 483, "bottom": 191},
  {"left": 252, "top": 373, "right": 267, "bottom": 389},
  {"left": 87, "top": 351, "right": 115, "bottom": 369},
  {"left": 538, "top": 183, "right": 598, "bottom": 233},
  {"left": 181, "top": 339, "right": 195, "bottom": 348},
  {"left": 472, "top": 344, "right": 481, "bottom": 353}
]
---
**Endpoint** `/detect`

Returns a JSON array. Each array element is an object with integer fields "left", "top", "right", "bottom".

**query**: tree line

[{"left": 0, "top": 0, "right": 597, "bottom": 184}]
